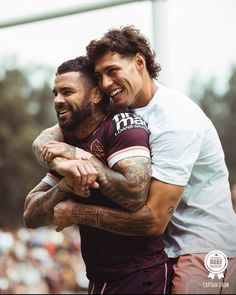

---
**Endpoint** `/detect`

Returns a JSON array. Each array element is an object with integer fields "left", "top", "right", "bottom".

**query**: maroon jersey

[{"left": 45, "top": 111, "right": 168, "bottom": 282}]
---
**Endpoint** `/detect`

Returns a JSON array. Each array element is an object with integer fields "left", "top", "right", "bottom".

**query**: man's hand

[
  {"left": 42, "top": 140, "right": 76, "bottom": 165},
  {"left": 53, "top": 199, "right": 77, "bottom": 231},
  {"left": 41, "top": 140, "right": 93, "bottom": 165},
  {"left": 59, "top": 177, "right": 91, "bottom": 198},
  {"left": 55, "top": 159, "right": 99, "bottom": 190}
]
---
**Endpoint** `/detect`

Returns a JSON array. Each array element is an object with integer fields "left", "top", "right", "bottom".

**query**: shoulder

[{"left": 106, "top": 110, "right": 149, "bottom": 136}]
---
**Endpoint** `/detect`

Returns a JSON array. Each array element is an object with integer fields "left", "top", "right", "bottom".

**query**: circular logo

[{"left": 204, "top": 250, "right": 228, "bottom": 274}]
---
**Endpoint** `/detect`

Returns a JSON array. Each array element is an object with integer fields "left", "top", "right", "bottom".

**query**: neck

[
  {"left": 73, "top": 108, "right": 106, "bottom": 140},
  {"left": 141, "top": 77, "right": 158, "bottom": 107},
  {"left": 130, "top": 76, "right": 158, "bottom": 109}
]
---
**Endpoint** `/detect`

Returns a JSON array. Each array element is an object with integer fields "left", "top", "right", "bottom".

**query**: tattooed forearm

[
  {"left": 64, "top": 144, "right": 76, "bottom": 159},
  {"left": 98, "top": 206, "right": 155, "bottom": 236},
  {"left": 32, "top": 125, "right": 63, "bottom": 166},
  {"left": 23, "top": 184, "right": 68, "bottom": 229},
  {"left": 72, "top": 203, "right": 157, "bottom": 236},
  {"left": 72, "top": 204, "right": 102, "bottom": 227},
  {"left": 90, "top": 156, "right": 151, "bottom": 211}
]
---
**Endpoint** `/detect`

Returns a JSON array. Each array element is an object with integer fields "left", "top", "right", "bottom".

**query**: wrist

[
  {"left": 75, "top": 148, "right": 92, "bottom": 160},
  {"left": 58, "top": 180, "right": 72, "bottom": 193}
]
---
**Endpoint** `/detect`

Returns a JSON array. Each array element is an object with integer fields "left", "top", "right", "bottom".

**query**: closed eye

[{"left": 62, "top": 91, "right": 73, "bottom": 96}]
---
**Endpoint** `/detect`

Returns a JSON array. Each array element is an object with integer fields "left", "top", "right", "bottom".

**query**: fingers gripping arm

[
  {"left": 32, "top": 124, "right": 64, "bottom": 167},
  {"left": 33, "top": 127, "right": 151, "bottom": 211}
]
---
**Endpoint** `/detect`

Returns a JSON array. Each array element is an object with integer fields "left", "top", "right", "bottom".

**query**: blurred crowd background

[{"left": 0, "top": 226, "right": 88, "bottom": 294}]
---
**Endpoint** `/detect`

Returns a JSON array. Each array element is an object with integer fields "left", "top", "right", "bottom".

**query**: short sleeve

[
  {"left": 106, "top": 112, "right": 151, "bottom": 167},
  {"left": 42, "top": 170, "right": 62, "bottom": 186},
  {"left": 151, "top": 130, "right": 203, "bottom": 185}
]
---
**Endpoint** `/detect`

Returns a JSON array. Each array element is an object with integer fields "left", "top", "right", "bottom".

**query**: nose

[
  {"left": 54, "top": 94, "right": 65, "bottom": 110},
  {"left": 100, "top": 74, "right": 113, "bottom": 90}
]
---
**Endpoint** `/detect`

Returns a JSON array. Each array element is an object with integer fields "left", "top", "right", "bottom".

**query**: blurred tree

[
  {"left": 0, "top": 67, "right": 56, "bottom": 227},
  {"left": 192, "top": 67, "right": 236, "bottom": 185}
]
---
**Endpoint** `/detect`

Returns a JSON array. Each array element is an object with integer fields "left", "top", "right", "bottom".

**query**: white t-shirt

[{"left": 134, "top": 83, "right": 236, "bottom": 258}]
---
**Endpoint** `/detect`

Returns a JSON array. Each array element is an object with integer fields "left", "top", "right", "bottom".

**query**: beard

[{"left": 57, "top": 102, "right": 93, "bottom": 132}]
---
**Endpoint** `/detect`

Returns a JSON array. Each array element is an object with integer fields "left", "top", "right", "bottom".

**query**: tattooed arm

[
  {"left": 32, "top": 127, "right": 99, "bottom": 189},
  {"left": 53, "top": 154, "right": 151, "bottom": 211},
  {"left": 41, "top": 155, "right": 151, "bottom": 212},
  {"left": 32, "top": 124, "right": 63, "bottom": 167},
  {"left": 23, "top": 179, "right": 70, "bottom": 228},
  {"left": 34, "top": 138, "right": 151, "bottom": 211},
  {"left": 53, "top": 179, "right": 184, "bottom": 236},
  {"left": 90, "top": 156, "right": 151, "bottom": 211},
  {"left": 32, "top": 125, "right": 92, "bottom": 167}
]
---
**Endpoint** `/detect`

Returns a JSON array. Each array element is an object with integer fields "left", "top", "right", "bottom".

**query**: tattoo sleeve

[
  {"left": 32, "top": 124, "right": 63, "bottom": 166},
  {"left": 32, "top": 126, "right": 151, "bottom": 211},
  {"left": 90, "top": 156, "right": 151, "bottom": 212},
  {"left": 71, "top": 202, "right": 157, "bottom": 236},
  {"left": 23, "top": 182, "right": 68, "bottom": 228}
]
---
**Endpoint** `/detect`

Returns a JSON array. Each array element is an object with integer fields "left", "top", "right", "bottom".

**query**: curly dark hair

[
  {"left": 56, "top": 56, "right": 110, "bottom": 107},
  {"left": 86, "top": 25, "right": 161, "bottom": 79}
]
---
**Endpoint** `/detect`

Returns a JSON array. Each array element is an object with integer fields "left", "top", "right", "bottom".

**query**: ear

[
  {"left": 134, "top": 53, "right": 146, "bottom": 71},
  {"left": 91, "top": 86, "right": 103, "bottom": 104}
]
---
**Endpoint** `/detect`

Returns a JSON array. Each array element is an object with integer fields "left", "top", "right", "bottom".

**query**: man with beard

[
  {"left": 33, "top": 26, "right": 236, "bottom": 294},
  {"left": 24, "top": 56, "right": 173, "bottom": 294}
]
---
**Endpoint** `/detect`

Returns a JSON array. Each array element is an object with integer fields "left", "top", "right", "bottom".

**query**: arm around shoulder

[
  {"left": 32, "top": 124, "right": 63, "bottom": 166},
  {"left": 63, "top": 177, "right": 183, "bottom": 237},
  {"left": 146, "top": 178, "right": 184, "bottom": 235}
]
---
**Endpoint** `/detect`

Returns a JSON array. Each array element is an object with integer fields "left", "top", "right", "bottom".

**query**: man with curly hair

[{"left": 33, "top": 26, "right": 236, "bottom": 294}]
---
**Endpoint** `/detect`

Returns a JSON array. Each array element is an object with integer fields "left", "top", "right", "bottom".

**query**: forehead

[
  {"left": 54, "top": 71, "right": 83, "bottom": 88},
  {"left": 95, "top": 52, "right": 128, "bottom": 73}
]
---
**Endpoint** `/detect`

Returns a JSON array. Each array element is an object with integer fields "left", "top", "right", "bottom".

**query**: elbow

[
  {"left": 23, "top": 195, "right": 38, "bottom": 229},
  {"left": 143, "top": 207, "right": 168, "bottom": 236},
  {"left": 23, "top": 210, "right": 37, "bottom": 229},
  {"left": 23, "top": 211, "right": 47, "bottom": 229},
  {"left": 138, "top": 216, "right": 166, "bottom": 236},
  {"left": 148, "top": 223, "right": 166, "bottom": 236},
  {"left": 148, "top": 216, "right": 168, "bottom": 236},
  {"left": 32, "top": 137, "right": 37, "bottom": 152},
  {"left": 32, "top": 137, "right": 46, "bottom": 166},
  {"left": 23, "top": 201, "right": 45, "bottom": 229},
  {"left": 32, "top": 136, "right": 40, "bottom": 156}
]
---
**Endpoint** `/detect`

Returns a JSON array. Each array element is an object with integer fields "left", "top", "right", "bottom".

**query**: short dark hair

[
  {"left": 86, "top": 25, "right": 161, "bottom": 79},
  {"left": 56, "top": 56, "right": 97, "bottom": 88},
  {"left": 56, "top": 56, "right": 110, "bottom": 107}
]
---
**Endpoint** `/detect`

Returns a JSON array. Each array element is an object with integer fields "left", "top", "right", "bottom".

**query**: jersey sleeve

[
  {"left": 42, "top": 170, "right": 62, "bottom": 187},
  {"left": 106, "top": 112, "right": 151, "bottom": 167}
]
